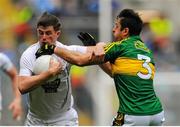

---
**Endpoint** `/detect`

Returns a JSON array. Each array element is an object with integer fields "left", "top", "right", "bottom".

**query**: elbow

[
  {"left": 72, "top": 57, "right": 89, "bottom": 66},
  {"left": 18, "top": 88, "right": 26, "bottom": 95},
  {"left": 75, "top": 61, "right": 87, "bottom": 67},
  {"left": 18, "top": 85, "right": 28, "bottom": 95}
]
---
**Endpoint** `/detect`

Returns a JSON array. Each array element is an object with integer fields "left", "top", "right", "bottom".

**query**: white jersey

[
  {"left": 19, "top": 41, "right": 87, "bottom": 120},
  {"left": 0, "top": 53, "right": 13, "bottom": 110}
]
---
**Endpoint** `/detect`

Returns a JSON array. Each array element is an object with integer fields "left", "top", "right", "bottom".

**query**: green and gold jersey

[{"left": 104, "top": 36, "right": 163, "bottom": 115}]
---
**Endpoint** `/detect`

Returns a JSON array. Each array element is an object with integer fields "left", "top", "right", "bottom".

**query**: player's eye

[
  {"left": 38, "top": 30, "right": 44, "bottom": 35},
  {"left": 38, "top": 30, "right": 52, "bottom": 36},
  {"left": 113, "top": 24, "right": 118, "bottom": 29},
  {"left": 46, "top": 31, "right": 52, "bottom": 35}
]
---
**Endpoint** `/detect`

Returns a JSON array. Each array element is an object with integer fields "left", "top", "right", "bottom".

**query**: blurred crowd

[
  {"left": 140, "top": 11, "right": 179, "bottom": 72},
  {"left": 0, "top": 0, "right": 180, "bottom": 125}
]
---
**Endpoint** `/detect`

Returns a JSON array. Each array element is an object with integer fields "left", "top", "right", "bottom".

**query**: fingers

[
  {"left": 77, "top": 34, "right": 85, "bottom": 42},
  {"left": 94, "top": 43, "right": 105, "bottom": 56},
  {"left": 49, "top": 57, "right": 60, "bottom": 68},
  {"left": 79, "top": 32, "right": 90, "bottom": 40},
  {"left": 8, "top": 100, "right": 22, "bottom": 121},
  {"left": 80, "top": 32, "right": 87, "bottom": 39},
  {"left": 84, "top": 32, "right": 97, "bottom": 45},
  {"left": 49, "top": 57, "right": 62, "bottom": 75},
  {"left": 13, "top": 110, "right": 22, "bottom": 121},
  {"left": 87, "top": 43, "right": 105, "bottom": 63},
  {"left": 84, "top": 32, "right": 94, "bottom": 39},
  {"left": 94, "top": 46, "right": 105, "bottom": 56},
  {"left": 78, "top": 32, "right": 97, "bottom": 46},
  {"left": 77, "top": 32, "right": 89, "bottom": 46},
  {"left": 81, "top": 32, "right": 94, "bottom": 41},
  {"left": 35, "top": 44, "right": 55, "bottom": 58}
]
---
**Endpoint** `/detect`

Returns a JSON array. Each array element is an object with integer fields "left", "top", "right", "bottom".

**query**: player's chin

[
  {"left": 40, "top": 41, "right": 48, "bottom": 45},
  {"left": 113, "top": 37, "right": 122, "bottom": 42},
  {"left": 40, "top": 40, "right": 52, "bottom": 45}
]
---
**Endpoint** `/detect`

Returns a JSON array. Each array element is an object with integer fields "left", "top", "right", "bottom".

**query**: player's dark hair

[
  {"left": 117, "top": 9, "right": 143, "bottom": 36},
  {"left": 37, "top": 12, "right": 61, "bottom": 31}
]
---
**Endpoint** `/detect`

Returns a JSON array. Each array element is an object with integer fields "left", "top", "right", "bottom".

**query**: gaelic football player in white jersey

[
  {"left": 18, "top": 12, "right": 91, "bottom": 126},
  {"left": 0, "top": 53, "right": 22, "bottom": 122}
]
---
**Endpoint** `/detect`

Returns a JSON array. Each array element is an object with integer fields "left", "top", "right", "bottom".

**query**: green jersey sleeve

[{"left": 104, "top": 41, "right": 124, "bottom": 63}]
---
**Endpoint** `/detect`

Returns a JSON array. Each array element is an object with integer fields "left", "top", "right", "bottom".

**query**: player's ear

[
  {"left": 122, "top": 28, "right": 129, "bottom": 37},
  {"left": 56, "top": 30, "right": 61, "bottom": 37}
]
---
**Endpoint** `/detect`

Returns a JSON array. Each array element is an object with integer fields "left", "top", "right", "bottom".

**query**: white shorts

[
  {"left": 112, "top": 111, "right": 165, "bottom": 126},
  {"left": 25, "top": 108, "right": 78, "bottom": 126}
]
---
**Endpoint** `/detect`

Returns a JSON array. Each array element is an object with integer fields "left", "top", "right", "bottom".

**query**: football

[{"left": 33, "top": 55, "right": 60, "bottom": 82}]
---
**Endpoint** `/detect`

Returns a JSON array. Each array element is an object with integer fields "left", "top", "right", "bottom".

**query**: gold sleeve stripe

[
  {"left": 104, "top": 41, "right": 122, "bottom": 52},
  {"left": 112, "top": 58, "right": 155, "bottom": 79},
  {"left": 104, "top": 43, "right": 116, "bottom": 52},
  {"left": 104, "top": 38, "right": 128, "bottom": 52}
]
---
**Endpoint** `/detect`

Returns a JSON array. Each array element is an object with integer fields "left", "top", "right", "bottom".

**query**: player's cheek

[
  {"left": 50, "top": 36, "right": 57, "bottom": 44},
  {"left": 38, "top": 35, "right": 44, "bottom": 41}
]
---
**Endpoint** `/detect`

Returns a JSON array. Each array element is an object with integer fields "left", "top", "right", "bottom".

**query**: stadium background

[{"left": 0, "top": 0, "right": 180, "bottom": 125}]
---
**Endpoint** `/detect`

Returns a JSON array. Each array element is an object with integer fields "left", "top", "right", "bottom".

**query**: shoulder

[
  {"left": 0, "top": 53, "right": 8, "bottom": 60},
  {"left": 104, "top": 40, "right": 124, "bottom": 53},
  {"left": 55, "top": 41, "right": 71, "bottom": 49},
  {"left": 55, "top": 41, "right": 69, "bottom": 49},
  {"left": 56, "top": 41, "right": 64, "bottom": 46},
  {"left": 0, "top": 53, "right": 11, "bottom": 63},
  {"left": 21, "top": 43, "right": 40, "bottom": 58},
  {"left": 20, "top": 42, "right": 39, "bottom": 64},
  {"left": 0, "top": 53, "right": 13, "bottom": 70}
]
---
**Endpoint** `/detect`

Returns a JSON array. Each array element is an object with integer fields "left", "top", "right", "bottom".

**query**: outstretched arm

[
  {"left": 37, "top": 42, "right": 113, "bottom": 76},
  {"left": 54, "top": 44, "right": 105, "bottom": 66},
  {"left": 77, "top": 32, "right": 113, "bottom": 77}
]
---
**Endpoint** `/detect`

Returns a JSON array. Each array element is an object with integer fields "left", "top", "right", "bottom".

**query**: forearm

[
  {"left": 18, "top": 71, "right": 54, "bottom": 94},
  {"left": 54, "top": 46, "right": 93, "bottom": 66},
  {"left": 6, "top": 67, "right": 21, "bottom": 99},
  {"left": 39, "top": 43, "right": 105, "bottom": 66},
  {"left": 86, "top": 46, "right": 96, "bottom": 53},
  {"left": 99, "top": 62, "right": 113, "bottom": 77},
  {"left": 12, "top": 77, "right": 21, "bottom": 99}
]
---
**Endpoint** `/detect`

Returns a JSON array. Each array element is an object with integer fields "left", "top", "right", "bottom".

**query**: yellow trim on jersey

[
  {"left": 112, "top": 57, "right": 155, "bottom": 79},
  {"left": 104, "top": 38, "right": 129, "bottom": 53},
  {"left": 104, "top": 42, "right": 119, "bottom": 52}
]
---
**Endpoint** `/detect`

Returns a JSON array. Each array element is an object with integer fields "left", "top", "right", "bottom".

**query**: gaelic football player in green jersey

[{"left": 37, "top": 9, "right": 165, "bottom": 126}]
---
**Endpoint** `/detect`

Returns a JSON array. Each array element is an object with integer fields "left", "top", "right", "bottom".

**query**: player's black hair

[
  {"left": 37, "top": 12, "right": 61, "bottom": 31},
  {"left": 117, "top": 9, "right": 143, "bottom": 36}
]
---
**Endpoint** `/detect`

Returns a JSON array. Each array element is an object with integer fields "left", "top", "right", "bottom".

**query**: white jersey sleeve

[
  {"left": 56, "top": 42, "right": 87, "bottom": 53},
  {"left": 19, "top": 44, "right": 38, "bottom": 76},
  {"left": 0, "top": 53, "right": 13, "bottom": 72}
]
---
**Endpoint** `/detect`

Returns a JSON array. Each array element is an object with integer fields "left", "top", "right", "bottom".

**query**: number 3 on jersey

[{"left": 137, "top": 54, "right": 152, "bottom": 79}]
